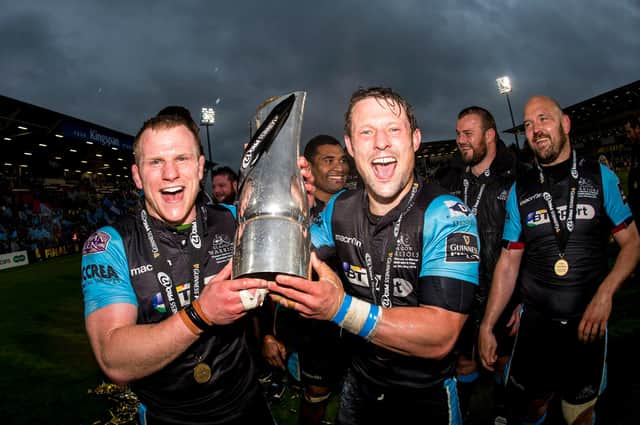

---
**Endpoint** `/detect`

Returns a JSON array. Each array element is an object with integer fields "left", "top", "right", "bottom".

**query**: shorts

[
  {"left": 336, "top": 368, "right": 461, "bottom": 425},
  {"left": 274, "top": 304, "right": 347, "bottom": 388},
  {"left": 505, "top": 306, "right": 607, "bottom": 405}
]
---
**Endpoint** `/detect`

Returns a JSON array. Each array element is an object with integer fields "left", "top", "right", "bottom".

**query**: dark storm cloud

[{"left": 1, "top": 0, "right": 638, "bottom": 168}]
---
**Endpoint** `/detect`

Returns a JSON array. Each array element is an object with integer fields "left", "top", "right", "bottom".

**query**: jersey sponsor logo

[
  {"left": 444, "top": 200, "right": 471, "bottom": 217},
  {"left": 445, "top": 232, "right": 479, "bottom": 262},
  {"left": 525, "top": 204, "right": 596, "bottom": 227},
  {"left": 520, "top": 192, "right": 543, "bottom": 206},
  {"left": 209, "top": 233, "right": 233, "bottom": 263},
  {"left": 130, "top": 264, "right": 153, "bottom": 276},
  {"left": 335, "top": 234, "right": 363, "bottom": 248},
  {"left": 190, "top": 220, "right": 202, "bottom": 249},
  {"left": 394, "top": 234, "right": 419, "bottom": 269},
  {"left": 342, "top": 262, "right": 371, "bottom": 288},
  {"left": 392, "top": 277, "right": 413, "bottom": 297},
  {"left": 82, "top": 231, "right": 110, "bottom": 254},
  {"left": 497, "top": 189, "right": 509, "bottom": 201},
  {"left": 152, "top": 282, "right": 191, "bottom": 313},
  {"left": 82, "top": 263, "right": 119, "bottom": 281},
  {"left": 578, "top": 178, "right": 599, "bottom": 199}
]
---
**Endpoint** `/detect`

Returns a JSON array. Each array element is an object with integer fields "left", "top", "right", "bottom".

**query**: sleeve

[
  {"left": 418, "top": 194, "right": 479, "bottom": 312},
  {"left": 501, "top": 183, "right": 523, "bottom": 244},
  {"left": 310, "top": 193, "right": 338, "bottom": 260},
  {"left": 600, "top": 164, "right": 633, "bottom": 227},
  {"left": 81, "top": 226, "right": 137, "bottom": 318}
]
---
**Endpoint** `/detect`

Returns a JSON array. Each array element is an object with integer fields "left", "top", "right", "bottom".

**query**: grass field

[{"left": 1, "top": 253, "right": 638, "bottom": 424}]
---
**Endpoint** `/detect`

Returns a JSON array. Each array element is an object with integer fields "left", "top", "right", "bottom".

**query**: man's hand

[
  {"left": 198, "top": 262, "right": 269, "bottom": 325},
  {"left": 262, "top": 335, "right": 287, "bottom": 370},
  {"left": 268, "top": 253, "right": 343, "bottom": 321},
  {"left": 478, "top": 324, "right": 497, "bottom": 371},
  {"left": 298, "top": 156, "right": 316, "bottom": 209}
]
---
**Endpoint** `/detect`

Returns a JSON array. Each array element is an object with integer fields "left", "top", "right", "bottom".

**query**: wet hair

[
  {"left": 303, "top": 134, "right": 342, "bottom": 162},
  {"left": 212, "top": 165, "right": 238, "bottom": 183},
  {"left": 457, "top": 106, "right": 497, "bottom": 133},
  {"left": 344, "top": 86, "right": 418, "bottom": 137},
  {"left": 133, "top": 114, "right": 201, "bottom": 163}
]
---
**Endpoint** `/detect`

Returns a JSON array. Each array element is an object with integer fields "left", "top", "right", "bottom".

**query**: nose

[
  {"left": 162, "top": 160, "right": 179, "bottom": 180},
  {"left": 374, "top": 131, "right": 390, "bottom": 150}
]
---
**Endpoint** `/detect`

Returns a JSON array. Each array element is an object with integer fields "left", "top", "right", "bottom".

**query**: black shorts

[
  {"left": 274, "top": 305, "right": 347, "bottom": 388},
  {"left": 505, "top": 306, "right": 607, "bottom": 405}
]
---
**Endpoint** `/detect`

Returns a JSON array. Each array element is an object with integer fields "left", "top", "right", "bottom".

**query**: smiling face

[
  {"left": 344, "top": 96, "right": 421, "bottom": 215},
  {"left": 456, "top": 113, "right": 490, "bottom": 166},
  {"left": 132, "top": 124, "right": 205, "bottom": 226},
  {"left": 523, "top": 96, "right": 572, "bottom": 166},
  {"left": 310, "top": 143, "right": 350, "bottom": 202}
]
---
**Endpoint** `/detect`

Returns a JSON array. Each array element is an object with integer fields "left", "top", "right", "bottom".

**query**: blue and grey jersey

[{"left": 311, "top": 182, "right": 479, "bottom": 391}]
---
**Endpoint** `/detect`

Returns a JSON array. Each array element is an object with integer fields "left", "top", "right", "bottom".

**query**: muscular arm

[
  {"left": 86, "top": 304, "right": 198, "bottom": 384},
  {"left": 478, "top": 247, "right": 523, "bottom": 370},
  {"left": 269, "top": 254, "right": 467, "bottom": 360},
  {"left": 579, "top": 221, "right": 640, "bottom": 342},
  {"left": 369, "top": 305, "right": 466, "bottom": 359}
]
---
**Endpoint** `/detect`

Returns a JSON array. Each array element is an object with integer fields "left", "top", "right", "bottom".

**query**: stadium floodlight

[
  {"left": 201, "top": 106, "right": 216, "bottom": 169},
  {"left": 496, "top": 76, "right": 519, "bottom": 150}
]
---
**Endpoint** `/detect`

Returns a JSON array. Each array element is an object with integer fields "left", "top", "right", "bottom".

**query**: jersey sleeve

[
  {"left": 310, "top": 192, "right": 339, "bottom": 255},
  {"left": 501, "top": 183, "right": 522, "bottom": 244},
  {"left": 419, "top": 194, "right": 479, "bottom": 285},
  {"left": 81, "top": 226, "right": 137, "bottom": 318},
  {"left": 601, "top": 164, "right": 633, "bottom": 226}
]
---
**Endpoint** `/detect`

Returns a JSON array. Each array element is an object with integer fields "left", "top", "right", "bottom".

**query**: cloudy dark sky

[{"left": 1, "top": 0, "right": 638, "bottom": 168}]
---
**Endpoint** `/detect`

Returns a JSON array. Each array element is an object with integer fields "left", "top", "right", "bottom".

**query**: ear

[
  {"left": 485, "top": 128, "right": 497, "bottom": 144},
  {"left": 132, "top": 164, "right": 143, "bottom": 190},
  {"left": 562, "top": 114, "right": 571, "bottom": 135},
  {"left": 197, "top": 155, "right": 205, "bottom": 181},
  {"left": 344, "top": 135, "right": 354, "bottom": 157},
  {"left": 412, "top": 128, "right": 422, "bottom": 152}
]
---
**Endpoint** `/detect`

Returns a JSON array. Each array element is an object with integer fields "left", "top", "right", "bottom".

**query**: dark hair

[
  {"left": 344, "top": 86, "right": 418, "bottom": 137},
  {"left": 133, "top": 114, "right": 201, "bottom": 163},
  {"left": 303, "top": 134, "right": 342, "bottom": 162},
  {"left": 457, "top": 106, "right": 497, "bottom": 133},
  {"left": 212, "top": 166, "right": 238, "bottom": 183}
]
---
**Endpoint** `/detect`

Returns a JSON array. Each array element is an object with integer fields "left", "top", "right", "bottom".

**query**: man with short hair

[
  {"left": 438, "top": 106, "right": 519, "bottom": 423},
  {"left": 81, "top": 113, "right": 314, "bottom": 424},
  {"left": 268, "top": 87, "right": 480, "bottom": 424},
  {"left": 479, "top": 95, "right": 640, "bottom": 425},
  {"left": 212, "top": 166, "right": 238, "bottom": 204},
  {"left": 304, "top": 134, "right": 351, "bottom": 208}
]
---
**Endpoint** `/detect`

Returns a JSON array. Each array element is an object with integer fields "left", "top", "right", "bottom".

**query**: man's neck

[
  {"left": 315, "top": 190, "right": 333, "bottom": 205},
  {"left": 367, "top": 177, "right": 415, "bottom": 217},
  {"left": 470, "top": 148, "right": 496, "bottom": 177}
]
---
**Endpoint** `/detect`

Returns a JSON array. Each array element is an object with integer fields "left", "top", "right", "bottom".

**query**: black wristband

[{"left": 184, "top": 303, "right": 212, "bottom": 332}]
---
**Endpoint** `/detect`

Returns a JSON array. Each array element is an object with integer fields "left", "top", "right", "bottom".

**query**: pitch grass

[{"left": 1, "top": 253, "right": 638, "bottom": 424}]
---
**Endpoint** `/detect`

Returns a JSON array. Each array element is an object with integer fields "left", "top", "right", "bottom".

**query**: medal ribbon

[
  {"left": 364, "top": 182, "right": 419, "bottom": 308},
  {"left": 463, "top": 167, "right": 490, "bottom": 216},
  {"left": 140, "top": 207, "right": 205, "bottom": 315},
  {"left": 536, "top": 149, "right": 579, "bottom": 259}
]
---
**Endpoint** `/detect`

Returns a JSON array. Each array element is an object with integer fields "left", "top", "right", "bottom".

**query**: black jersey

[
  {"left": 311, "top": 182, "right": 479, "bottom": 391},
  {"left": 82, "top": 200, "right": 262, "bottom": 424},
  {"left": 503, "top": 157, "right": 633, "bottom": 319}
]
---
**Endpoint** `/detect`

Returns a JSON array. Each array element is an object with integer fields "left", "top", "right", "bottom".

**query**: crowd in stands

[{"left": 0, "top": 174, "right": 140, "bottom": 260}]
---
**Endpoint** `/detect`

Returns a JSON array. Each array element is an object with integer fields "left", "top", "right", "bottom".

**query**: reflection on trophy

[{"left": 232, "top": 91, "right": 310, "bottom": 280}]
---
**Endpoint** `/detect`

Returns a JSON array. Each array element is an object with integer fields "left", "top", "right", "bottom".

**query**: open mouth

[
  {"left": 160, "top": 186, "right": 185, "bottom": 202},
  {"left": 371, "top": 156, "right": 397, "bottom": 179}
]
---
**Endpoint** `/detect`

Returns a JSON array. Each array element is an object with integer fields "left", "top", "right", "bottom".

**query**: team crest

[{"left": 83, "top": 231, "right": 111, "bottom": 254}]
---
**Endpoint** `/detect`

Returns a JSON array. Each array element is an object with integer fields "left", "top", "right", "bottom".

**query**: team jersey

[
  {"left": 81, "top": 200, "right": 262, "bottom": 424},
  {"left": 503, "top": 158, "right": 633, "bottom": 319},
  {"left": 311, "top": 181, "right": 479, "bottom": 390}
]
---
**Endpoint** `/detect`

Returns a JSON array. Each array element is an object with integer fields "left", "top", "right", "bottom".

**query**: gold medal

[
  {"left": 193, "top": 362, "right": 212, "bottom": 384},
  {"left": 554, "top": 258, "right": 569, "bottom": 276}
]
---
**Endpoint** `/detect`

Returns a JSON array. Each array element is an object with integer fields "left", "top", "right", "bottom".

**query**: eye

[{"left": 149, "top": 159, "right": 162, "bottom": 166}]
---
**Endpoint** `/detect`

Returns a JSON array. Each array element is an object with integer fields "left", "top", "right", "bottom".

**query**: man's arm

[
  {"left": 579, "top": 221, "right": 640, "bottom": 342},
  {"left": 478, "top": 247, "right": 523, "bottom": 371},
  {"left": 86, "top": 304, "right": 198, "bottom": 384},
  {"left": 269, "top": 254, "right": 466, "bottom": 360}
]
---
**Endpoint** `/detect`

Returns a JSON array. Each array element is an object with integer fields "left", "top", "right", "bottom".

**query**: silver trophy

[{"left": 232, "top": 92, "right": 310, "bottom": 280}]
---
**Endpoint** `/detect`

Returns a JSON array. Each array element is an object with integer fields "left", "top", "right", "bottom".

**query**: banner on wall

[{"left": 0, "top": 250, "right": 29, "bottom": 271}]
